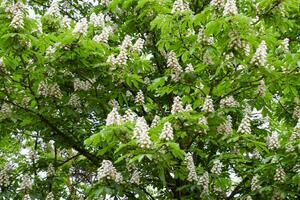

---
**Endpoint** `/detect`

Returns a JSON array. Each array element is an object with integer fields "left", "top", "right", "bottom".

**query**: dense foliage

[{"left": 0, "top": 0, "right": 299, "bottom": 199}]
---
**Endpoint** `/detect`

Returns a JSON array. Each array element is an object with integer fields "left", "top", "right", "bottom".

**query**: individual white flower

[
  {"left": 237, "top": 113, "right": 251, "bottom": 134},
  {"left": 122, "top": 109, "right": 137, "bottom": 122},
  {"left": 257, "top": 79, "right": 267, "bottom": 97},
  {"left": 133, "top": 117, "right": 152, "bottom": 148},
  {"left": 251, "top": 176, "right": 261, "bottom": 191},
  {"left": 198, "top": 171, "right": 209, "bottom": 196},
  {"left": 266, "top": 132, "right": 280, "bottom": 150},
  {"left": 150, "top": 115, "right": 160, "bottom": 128},
  {"left": 201, "top": 96, "right": 214, "bottom": 113},
  {"left": 251, "top": 40, "right": 267, "bottom": 66},
  {"left": 171, "top": 96, "right": 184, "bottom": 114},
  {"left": 67, "top": 94, "right": 81, "bottom": 108},
  {"left": 45, "top": 1, "right": 60, "bottom": 17},
  {"left": 134, "top": 90, "right": 145, "bottom": 104},
  {"left": 274, "top": 167, "right": 285, "bottom": 183},
  {"left": 282, "top": 38, "right": 289, "bottom": 52},
  {"left": 160, "top": 122, "right": 174, "bottom": 141},
  {"left": 129, "top": 169, "right": 140, "bottom": 185},
  {"left": 171, "top": 0, "right": 190, "bottom": 13},
  {"left": 106, "top": 107, "right": 122, "bottom": 125},
  {"left": 211, "top": 160, "right": 223, "bottom": 175},
  {"left": 220, "top": 96, "right": 239, "bottom": 108},
  {"left": 115, "top": 49, "right": 128, "bottom": 65},
  {"left": 185, "top": 152, "right": 198, "bottom": 182},
  {"left": 47, "top": 163, "right": 55, "bottom": 177},
  {"left": 120, "top": 35, "right": 132, "bottom": 49},
  {"left": 185, "top": 63, "right": 194, "bottom": 73},
  {"left": 20, "top": 174, "right": 32, "bottom": 191},
  {"left": 132, "top": 38, "right": 145, "bottom": 53},
  {"left": 217, "top": 115, "right": 233, "bottom": 135},
  {"left": 10, "top": 11, "right": 24, "bottom": 29},
  {"left": 223, "top": 0, "right": 238, "bottom": 16},
  {"left": 45, "top": 192, "right": 54, "bottom": 200},
  {"left": 73, "top": 18, "right": 88, "bottom": 35},
  {"left": 23, "top": 194, "right": 31, "bottom": 200},
  {"left": 61, "top": 16, "right": 71, "bottom": 28}
]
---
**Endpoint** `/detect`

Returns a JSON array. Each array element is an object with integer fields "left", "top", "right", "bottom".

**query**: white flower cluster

[
  {"left": 220, "top": 96, "right": 239, "bottom": 108},
  {"left": 67, "top": 94, "right": 81, "bottom": 108},
  {"left": 90, "top": 12, "right": 106, "bottom": 28},
  {"left": 47, "top": 163, "right": 55, "bottom": 177},
  {"left": 0, "top": 166, "right": 10, "bottom": 187},
  {"left": 73, "top": 18, "right": 88, "bottom": 35},
  {"left": 37, "top": 81, "right": 63, "bottom": 99},
  {"left": 133, "top": 117, "right": 152, "bottom": 148},
  {"left": 185, "top": 63, "right": 194, "bottom": 73},
  {"left": 244, "top": 43, "right": 251, "bottom": 56},
  {"left": 282, "top": 38, "right": 289, "bottom": 52},
  {"left": 217, "top": 115, "right": 233, "bottom": 135},
  {"left": 114, "top": 49, "right": 128, "bottom": 65},
  {"left": 108, "top": 99, "right": 119, "bottom": 108},
  {"left": 211, "top": 160, "right": 223, "bottom": 175},
  {"left": 45, "top": 1, "right": 60, "bottom": 17},
  {"left": 97, "top": 160, "right": 123, "bottom": 183},
  {"left": 171, "top": 96, "right": 184, "bottom": 114},
  {"left": 251, "top": 176, "right": 261, "bottom": 191},
  {"left": 271, "top": 192, "right": 282, "bottom": 200},
  {"left": 274, "top": 167, "right": 285, "bottom": 183},
  {"left": 20, "top": 174, "right": 32, "bottom": 191},
  {"left": 10, "top": 11, "right": 24, "bottom": 29},
  {"left": 237, "top": 112, "right": 251, "bottom": 134},
  {"left": 101, "top": 0, "right": 111, "bottom": 6},
  {"left": 129, "top": 169, "right": 140, "bottom": 185},
  {"left": 211, "top": 0, "right": 224, "bottom": 8},
  {"left": 198, "top": 171, "right": 209, "bottom": 196},
  {"left": 150, "top": 115, "right": 160, "bottom": 127},
  {"left": 61, "top": 16, "right": 71, "bottom": 28},
  {"left": 122, "top": 109, "right": 138, "bottom": 122},
  {"left": 144, "top": 77, "right": 151, "bottom": 85},
  {"left": 45, "top": 192, "right": 54, "bottom": 200},
  {"left": 74, "top": 78, "right": 94, "bottom": 91},
  {"left": 167, "top": 51, "right": 183, "bottom": 81},
  {"left": 292, "top": 106, "right": 300, "bottom": 119},
  {"left": 0, "top": 103, "right": 12, "bottom": 115},
  {"left": 5, "top": 2, "right": 24, "bottom": 16},
  {"left": 171, "top": 0, "right": 190, "bottom": 14},
  {"left": 201, "top": 96, "right": 214, "bottom": 113},
  {"left": 106, "top": 107, "right": 122, "bottom": 126},
  {"left": 134, "top": 90, "right": 145, "bottom": 104},
  {"left": 93, "top": 26, "right": 113, "bottom": 43},
  {"left": 223, "top": 0, "right": 238, "bottom": 16},
  {"left": 160, "top": 122, "right": 174, "bottom": 141},
  {"left": 185, "top": 152, "right": 198, "bottom": 182},
  {"left": 23, "top": 194, "right": 31, "bottom": 200},
  {"left": 120, "top": 35, "right": 132, "bottom": 49},
  {"left": 257, "top": 79, "right": 266, "bottom": 97},
  {"left": 45, "top": 45, "right": 56, "bottom": 56},
  {"left": 266, "top": 132, "right": 280, "bottom": 150},
  {"left": 251, "top": 40, "right": 267, "bottom": 66},
  {"left": 132, "top": 38, "right": 145, "bottom": 53},
  {"left": 198, "top": 29, "right": 214, "bottom": 45},
  {"left": 185, "top": 104, "right": 193, "bottom": 112},
  {"left": 285, "top": 143, "right": 295, "bottom": 153}
]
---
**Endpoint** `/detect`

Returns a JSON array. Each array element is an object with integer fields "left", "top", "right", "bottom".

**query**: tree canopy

[{"left": 0, "top": 0, "right": 299, "bottom": 199}]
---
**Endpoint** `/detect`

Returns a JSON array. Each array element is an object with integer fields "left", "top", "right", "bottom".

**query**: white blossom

[
  {"left": 45, "top": 45, "right": 56, "bottom": 56},
  {"left": 185, "top": 152, "right": 198, "bottom": 182},
  {"left": 266, "top": 132, "right": 280, "bottom": 150},
  {"left": 211, "top": 160, "right": 223, "bottom": 175},
  {"left": 198, "top": 171, "right": 209, "bottom": 196},
  {"left": 282, "top": 38, "right": 289, "bottom": 52},
  {"left": 67, "top": 94, "right": 81, "bottom": 108},
  {"left": 0, "top": 103, "right": 12, "bottom": 114},
  {"left": 45, "top": 1, "right": 60, "bottom": 17},
  {"left": 133, "top": 117, "right": 152, "bottom": 148},
  {"left": 90, "top": 13, "right": 105, "bottom": 27},
  {"left": 211, "top": 0, "right": 224, "bottom": 7},
  {"left": 74, "top": 78, "right": 93, "bottom": 91},
  {"left": 185, "top": 63, "right": 194, "bottom": 73},
  {"left": 160, "top": 122, "right": 174, "bottom": 141},
  {"left": 108, "top": 99, "right": 119, "bottom": 108},
  {"left": 185, "top": 104, "right": 193, "bottom": 112},
  {"left": 251, "top": 40, "right": 267, "bottom": 66},
  {"left": 167, "top": 51, "right": 183, "bottom": 74},
  {"left": 93, "top": 26, "right": 112, "bottom": 43},
  {"left": 171, "top": 0, "right": 190, "bottom": 13},
  {"left": 274, "top": 167, "right": 285, "bottom": 183},
  {"left": 217, "top": 115, "right": 233, "bottom": 135},
  {"left": 120, "top": 35, "right": 132, "bottom": 49},
  {"left": 106, "top": 107, "right": 122, "bottom": 126},
  {"left": 97, "top": 160, "right": 122, "bottom": 183},
  {"left": 129, "top": 169, "right": 140, "bottom": 185},
  {"left": 106, "top": 55, "right": 117, "bottom": 66},
  {"left": 237, "top": 113, "right": 251, "bottom": 134},
  {"left": 47, "top": 163, "right": 55, "bottom": 177},
  {"left": 61, "top": 16, "right": 71, "bottom": 28},
  {"left": 220, "top": 96, "right": 239, "bottom": 108},
  {"left": 244, "top": 43, "right": 251, "bottom": 56},
  {"left": 115, "top": 50, "right": 128, "bottom": 65},
  {"left": 101, "top": 0, "right": 111, "bottom": 6},
  {"left": 48, "top": 83, "right": 63, "bottom": 99},
  {"left": 23, "top": 194, "right": 31, "bottom": 200},
  {"left": 132, "top": 38, "right": 145, "bottom": 53},
  {"left": 73, "top": 18, "right": 88, "bottom": 35},
  {"left": 134, "top": 90, "right": 145, "bottom": 104},
  {"left": 126, "top": 90, "right": 133, "bottom": 97},
  {"left": 251, "top": 176, "right": 261, "bottom": 191},
  {"left": 292, "top": 106, "right": 300, "bottom": 119},
  {"left": 257, "top": 79, "right": 266, "bottom": 97},
  {"left": 150, "top": 115, "right": 160, "bottom": 128},
  {"left": 10, "top": 11, "right": 24, "bottom": 29},
  {"left": 20, "top": 174, "right": 32, "bottom": 191},
  {"left": 171, "top": 96, "right": 184, "bottom": 114},
  {"left": 45, "top": 192, "right": 54, "bottom": 200},
  {"left": 122, "top": 109, "right": 137, "bottom": 122},
  {"left": 0, "top": 166, "right": 10, "bottom": 187},
  {"left": 223, "top": 0, "right": 238, "bottom": 16},
  {"left": 201, "top": 96, "right": 214, "bottom": 113}
]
